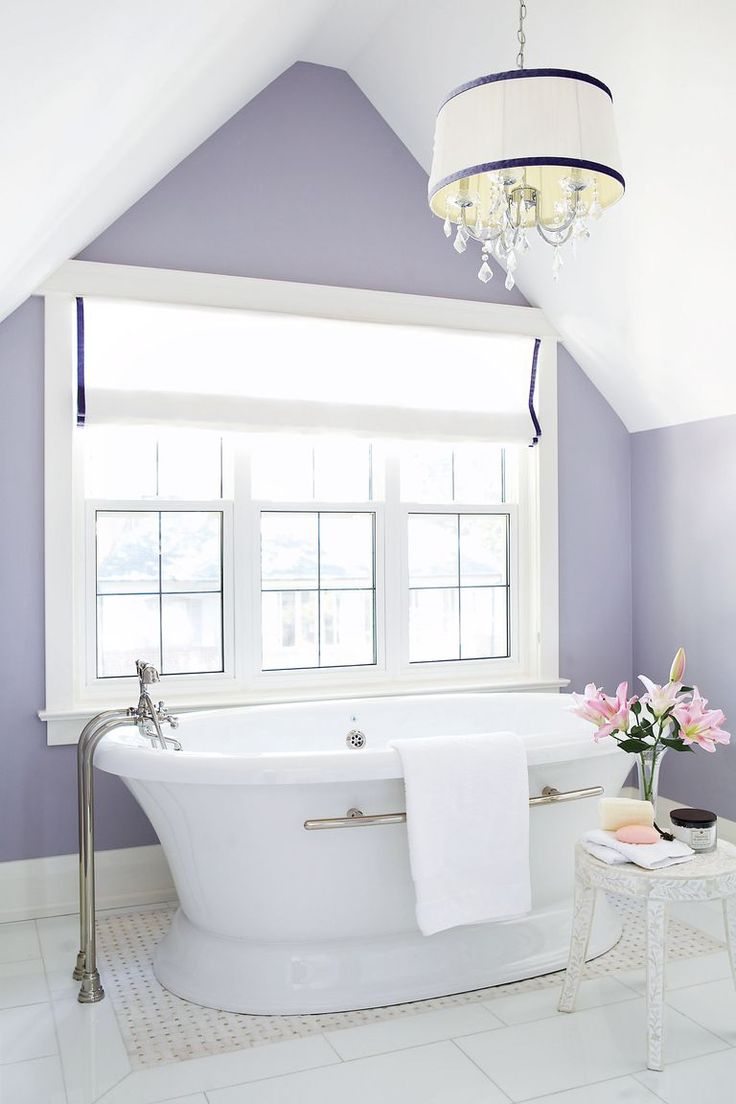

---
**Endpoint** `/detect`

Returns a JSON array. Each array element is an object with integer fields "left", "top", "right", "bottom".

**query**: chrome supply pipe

[{"left": 73, "top": 660, "right": 180, "bottom": 1004}]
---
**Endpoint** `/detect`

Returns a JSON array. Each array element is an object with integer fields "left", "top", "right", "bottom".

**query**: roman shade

[{"left": 76, "top": 297, "right": 542, "bottom": 445}]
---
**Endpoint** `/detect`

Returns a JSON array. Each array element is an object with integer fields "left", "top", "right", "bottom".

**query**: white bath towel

[
  {"left": 390, "top": 732, "right": 531, "bottom": 936},
  {"left": 582, "top": 829, "right": 694, "bottom": 870}
]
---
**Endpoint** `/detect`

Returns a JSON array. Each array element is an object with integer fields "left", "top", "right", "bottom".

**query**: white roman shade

[{"left": 77, "top": 297, "right": 542, "bottom": 444}]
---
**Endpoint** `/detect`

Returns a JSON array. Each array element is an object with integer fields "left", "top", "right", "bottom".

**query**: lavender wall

[
  {"left": 632, "top": 416, "right": 736, "bottom": 817},
  {"left": 558, "top": 345, "right": 632, "bottom": 693},
  {"left": 0, "top": 61, "right": 631, "bottom": 862}
]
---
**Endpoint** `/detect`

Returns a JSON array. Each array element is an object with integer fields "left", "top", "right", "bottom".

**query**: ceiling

[{"left": 2, "top": 1, "right": 733, "bottom": 432}]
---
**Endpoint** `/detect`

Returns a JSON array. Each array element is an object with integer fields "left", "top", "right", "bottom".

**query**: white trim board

[
  {"left": 0, "top": 844, "right": 175, "bottom": 924},
  {"left": 37, "top": 259, "right": 558, "bottom": 338}
]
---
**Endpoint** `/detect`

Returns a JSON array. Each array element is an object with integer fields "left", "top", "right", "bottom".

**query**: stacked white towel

[
  {"left": 583, "top": 829, "right": 694, "bottom": 869},
  {"left": 390, "top": 731, "right": 531, "bottom": 936}
]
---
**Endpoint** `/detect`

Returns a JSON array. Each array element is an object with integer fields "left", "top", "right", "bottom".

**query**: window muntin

[
  {"left": 407, "top": 513, "right": 510, "bottom": 663},
  {"left": 260, "top": 510, "right": 377, "bottom": 670},
  {"left": 95, "top": 509, "right": 224, "bottom": 677}
]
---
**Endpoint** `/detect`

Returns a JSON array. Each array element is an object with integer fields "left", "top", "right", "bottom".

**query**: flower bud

[{"left": 669, "top": 647, "right": 686, "bottom": 683}]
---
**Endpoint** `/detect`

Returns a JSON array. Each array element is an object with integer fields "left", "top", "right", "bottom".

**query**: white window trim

[{"left": 39, "top": 261, "right": 563, "bottom": 746}]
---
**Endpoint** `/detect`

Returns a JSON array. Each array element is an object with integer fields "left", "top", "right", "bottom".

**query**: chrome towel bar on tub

[{"left": 303, "top": 785, "right": 604, "bottom": 830}]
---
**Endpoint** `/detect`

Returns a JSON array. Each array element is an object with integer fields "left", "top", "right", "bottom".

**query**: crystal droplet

[
  {"left": 453, "top": 228, "right": 467, "bottom": 254},
  {"left": 478, "top": 260, "right": 493, "bottom": 283},
  {"left": 504, "top": 270, "right": 515, "bottom": 291},
  {"left": 518, "top": 232, "right": 529, "bottom": 254},
  {"left": 506, "top": 250, "right": 518, "bottom": 272},
  {"left": 443, "top": 216, "right": 452, "bottom": 238},
  {"left": 552, "top": 247, "right": 563, "bottom": 280},
  {"left": 589, "top": 196, "right": 602, "bottom": 221}
]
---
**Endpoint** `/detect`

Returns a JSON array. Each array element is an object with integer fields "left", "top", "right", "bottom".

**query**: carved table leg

[
  {"left": 558, "top": 870, "right": 596, "bottom": 1013},
  {"left": 723, "top": 895, "right": 736, "bottom": 989},
  {"left": 645, "top": 899, "right": 668, "bottom": 1071}
]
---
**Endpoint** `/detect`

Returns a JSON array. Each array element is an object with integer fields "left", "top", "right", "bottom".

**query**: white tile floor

[{"left": 1, "top": 899, "right": 736, "bottom": 1104}]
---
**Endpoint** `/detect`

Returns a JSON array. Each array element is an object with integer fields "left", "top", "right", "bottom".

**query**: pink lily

[
  {"left": 572, "top": 682, "right": 632, "bottom": 740},
  {"left": 638, "top": 675, "right": 682, "bottom": 717},
  {"left": 672, "top": 689, "right": 730, "bottom": 753}
]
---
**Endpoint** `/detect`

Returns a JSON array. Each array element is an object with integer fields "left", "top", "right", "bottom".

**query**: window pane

[
  {"left": 400, "top": 444, "right": 453, "bottom": 503},
  {"left": 157, "top": 431, "right": 222, "bottom": 499},
  {"left": 460, "top": 587, "right": 509, "bottom": 659},
  {"left": 97, "top": 594, "right": 160, "bottom": 677},
  {"left": 320, "top": 590, "right": 375, "bottom": 666},
  {"left": 161, "top": 593, "right": 222, "bottom": 673},
  {"left": 453, "top": 444, "right": 504, "bottom": 504},
  {"left": 251, "top": 438, "right": 314, "bottom": 501},
  {"left": 261, "top": 513, "right": 318, "bottom": 590},
  {"left": 319, "top": 513, "right": 373, "bottom": 589},
  {"left": 161, "top": 512, "right": 221, "bottom": 592},
  {"left": 409, "top": 588, "right": 459, "bottom": 662},
  {"left": 96, "top": 513, "right": 159, "bottom": 594},
  {"left": 84, "top": 427, "right": 157, "bottom": 499},
  {"left": 262, "top": 590, "right": 318, "bottom": 669},
  {"left": 313, "top": 441, "right": 371, "bottom": 501},
  {"left": 460, "top": 515, "right": 508, "bottom": 586},
  {"left": 408, "top": 515, "right": 458, "bottom": 588}
]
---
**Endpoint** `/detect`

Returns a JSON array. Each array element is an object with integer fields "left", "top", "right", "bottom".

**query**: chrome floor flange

[{"left": 72, "top": 660, "right": 179, "bottom": 1004}]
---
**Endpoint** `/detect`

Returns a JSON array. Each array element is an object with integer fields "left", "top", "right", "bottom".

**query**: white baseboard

[
  {"left": 621, "top": 786, "right": 736, "bottom": 844},
  {"left": 0, "top": 844, "right": 176, "bottom": 924}
]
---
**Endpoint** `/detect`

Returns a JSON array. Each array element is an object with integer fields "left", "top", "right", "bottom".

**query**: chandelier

[{"left": 428, "top": 1, "right": 624, "bottom": 288}]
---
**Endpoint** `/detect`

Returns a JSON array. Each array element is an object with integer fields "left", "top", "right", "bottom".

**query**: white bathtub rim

[
  {"left": 94, "top": 692, "right": 621, "bottom": 785},
  {"left": 95, "top": 733, "right": 620, "bottom": 784}
]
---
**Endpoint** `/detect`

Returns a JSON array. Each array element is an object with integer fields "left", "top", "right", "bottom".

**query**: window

[
  {"left": 41, "top": 277, "right": 559, "bottom": 743},
  {"left": 79, "top": 425, "right": 519, "bottom": 688},
  {"left": 260, "top": 511, "right": 376, "bottom": 670},
  {"left": 84, "top": 427, "right": 228, "bottom": 683}
]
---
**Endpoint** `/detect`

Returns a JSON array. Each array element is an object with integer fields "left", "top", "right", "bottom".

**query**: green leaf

[
  {"left": 617, "top": 738, "right": 651, "bottom": 753},
  {"left": 680, "top": 686, "right": 694, "bottom": 694},
  {"left": 631, "top": 700, "right": 642, "bottom": 716},
  {"left": 660, "top": 737, "right": 694, "bottom": 752}
]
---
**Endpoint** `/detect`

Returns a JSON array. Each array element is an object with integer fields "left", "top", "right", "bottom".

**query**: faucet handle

[{"left": 135, "top": 659, "right": 160, "bottom": 694}]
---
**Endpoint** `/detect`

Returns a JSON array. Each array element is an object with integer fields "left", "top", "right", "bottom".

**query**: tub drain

[{"left": 346, "top": 729, "right": 366, "bottom": 749}]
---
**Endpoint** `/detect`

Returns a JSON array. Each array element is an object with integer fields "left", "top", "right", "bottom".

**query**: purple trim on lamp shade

[
  {"left": 76, "top": 296, "right": 85, "bottom": 427},
  {"left": 438, "top": 68, "right": 614, "bottom": 112},
  {"left": 429, "top": 157, "right": 626, "bottom": 203},
  {"left": 528, "top": 337, "right": 542, "bottom": 447}
]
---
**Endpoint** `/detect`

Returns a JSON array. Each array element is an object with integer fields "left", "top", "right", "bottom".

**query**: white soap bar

[{"left": 599, "top": 797, "right": 654, "bottom": 831}]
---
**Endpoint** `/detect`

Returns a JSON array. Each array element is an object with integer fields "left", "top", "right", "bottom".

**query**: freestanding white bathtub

[{"left": 95, "top": 692, "right": 630, "bottom": 1014}]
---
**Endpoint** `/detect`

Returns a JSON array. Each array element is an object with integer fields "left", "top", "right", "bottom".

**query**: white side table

[{"left": 558, "top": 839, "right": 736, "bottom": 1071}]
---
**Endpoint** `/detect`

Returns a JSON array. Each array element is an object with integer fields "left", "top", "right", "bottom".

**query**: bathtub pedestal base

[{"left": 153, "top": 898, "right": 622, "bottom": 1015}]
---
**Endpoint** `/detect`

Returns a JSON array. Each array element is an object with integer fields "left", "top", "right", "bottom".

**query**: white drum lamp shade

[{"left": 429, "top": 68, "right": 624, "bottom": 229}]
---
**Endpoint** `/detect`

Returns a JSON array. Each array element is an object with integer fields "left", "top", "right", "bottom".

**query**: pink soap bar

[{"left": 615, "top": 824, "right": 660, "bottom": 845}]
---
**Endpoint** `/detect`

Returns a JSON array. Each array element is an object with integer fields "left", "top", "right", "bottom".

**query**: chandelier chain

[{"left": 516, "top": 0, "right": 527, "bottom": 69}]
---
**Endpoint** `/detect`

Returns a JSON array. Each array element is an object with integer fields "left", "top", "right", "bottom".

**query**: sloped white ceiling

[{"left": 2, "top": 0, "right": 733, "bottom": 431}]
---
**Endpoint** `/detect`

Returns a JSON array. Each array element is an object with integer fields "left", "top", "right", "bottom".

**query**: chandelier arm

[{"left": 536, "top": 223, "right": 574, "bottom": 246}]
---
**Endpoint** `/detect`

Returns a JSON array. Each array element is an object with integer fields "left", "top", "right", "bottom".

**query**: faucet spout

[{"left": 134, "top": 659, "right": 180, "bottom": 750}]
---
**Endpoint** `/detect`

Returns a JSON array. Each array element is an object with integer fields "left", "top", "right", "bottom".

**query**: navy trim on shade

[
  {"left": 429, "top": 157, "right": 625, "bottom": 202},
  {"left": 76, "top": 296, "right": 86, "bottom": 427},
  {"left": 439, "top": 68, "right": 613, "bottom": 112},
  {"left": 528, "top": 338, "right": 542, "bottom": 447}
]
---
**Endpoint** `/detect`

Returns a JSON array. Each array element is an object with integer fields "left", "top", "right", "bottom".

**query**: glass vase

[{"left": 636, "top": 745, "right": 667, "bottom": 811}]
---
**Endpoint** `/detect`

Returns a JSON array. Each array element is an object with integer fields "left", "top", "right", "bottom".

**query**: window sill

[{"left": 40, "top": 674, "right": 570, "bottom": 746}]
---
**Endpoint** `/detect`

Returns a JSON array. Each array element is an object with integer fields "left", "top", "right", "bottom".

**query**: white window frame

[{"left": 39, "top": 261, "right": 562, "bottom": 745}]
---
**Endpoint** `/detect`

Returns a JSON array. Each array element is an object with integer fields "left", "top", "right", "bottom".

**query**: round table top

[{"left": 576, "top": 839, "right": 736, "bottom": 898}]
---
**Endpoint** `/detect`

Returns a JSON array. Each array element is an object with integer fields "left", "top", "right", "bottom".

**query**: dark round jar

[{"left": 670, "top": 808, "right": 717, "bottom": 853}]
